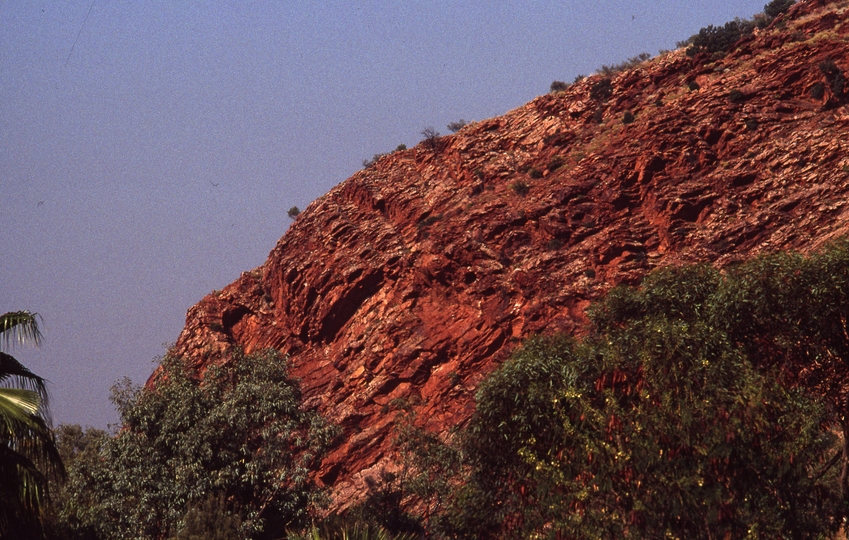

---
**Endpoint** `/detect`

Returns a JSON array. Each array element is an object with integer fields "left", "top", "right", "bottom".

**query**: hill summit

[{"left": 164, "top": 0, "right": 849, "bottom": 509}]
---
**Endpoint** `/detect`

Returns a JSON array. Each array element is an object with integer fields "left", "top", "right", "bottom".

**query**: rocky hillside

[{"left": 164, "top": 0, "right": 849, "bottom": 510}]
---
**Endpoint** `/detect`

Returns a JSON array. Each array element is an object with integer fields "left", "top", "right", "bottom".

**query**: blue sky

[{"left": 2, "top": 0, "right": 770, "bottom": 428}]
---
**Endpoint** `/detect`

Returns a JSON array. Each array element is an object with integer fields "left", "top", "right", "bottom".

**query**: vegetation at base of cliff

[
  {"left": 44, "top": 349, "right": 340, "bottom": 540},
  {"left": 346, "top": 239, "right": 849, "bottom": 539}
]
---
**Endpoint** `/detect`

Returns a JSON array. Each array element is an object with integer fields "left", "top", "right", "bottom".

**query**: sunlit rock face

[{"left": 163, "top": 0, "right": 849, "bottom": 511}]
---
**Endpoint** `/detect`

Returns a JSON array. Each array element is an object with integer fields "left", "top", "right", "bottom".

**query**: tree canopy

[
  {"left": 51, "top": 349, "right": 339, "bottom": 540},
  {"left": 406, "top": 241, "right": 849, "bottom": 539}
]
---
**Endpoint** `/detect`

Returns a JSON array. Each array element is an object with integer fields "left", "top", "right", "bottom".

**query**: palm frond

[
  {"left": 0, "top": 311, "right": 43, "bottom": 351},
  {"left": 0, "top": 352, "right": 48, "bottom": 398}
]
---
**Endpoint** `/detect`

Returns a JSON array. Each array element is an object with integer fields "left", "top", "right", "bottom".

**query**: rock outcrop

[{"left": 163, "top": 0, "right": 849, "bottom": 509}]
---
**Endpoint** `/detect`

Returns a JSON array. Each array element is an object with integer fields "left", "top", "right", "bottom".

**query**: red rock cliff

[{"left": 166, "top": 0, "right": 849, "bottom": 509}]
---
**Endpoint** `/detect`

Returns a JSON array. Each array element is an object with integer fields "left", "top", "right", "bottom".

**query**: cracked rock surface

[{"left": 161, "top": 0, "right": 849, "bottom": 510}]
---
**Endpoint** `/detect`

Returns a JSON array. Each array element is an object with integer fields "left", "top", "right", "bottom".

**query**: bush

[
  {"left": 811, "top": 81, "right": 826, "bottom": 100},
  {"left": 549, "top": 80, "right": 569, "bottom": 93},
  {"left": 420, "top": 127, "right": 441, "bottom": 152},
  {"left": 596, "top": 52, "right": 651, "bottom": 76},
  {"left": 51, "top": 349, "right": 340, "bottom": 540},
  {"left": 546, "top": 156, "right": 565, "bottom": 172},
  {"left": 591, "top": 107, "right": 605, "bottom": 124},
  {"left": 685, "top": 18, "right": 755, "bottom": 57},
  {"left": 728, "top": 89, "right": 744, "bottom": 103},
  {"left": 446, "top": 120, "right": 468, "bottom": 133},
  {"left": 510, "top": 181, "right": 530, "bottom": 196},
  {"left": 622, "top": 111, "right": 635, "bottom": 124},
  {"left": 589, "top": 77, "right": 613, "bottom": 101},
  {"left": 287, "top": 206, "right": 301, "bottom": 219},
  {"left": 687, "top": 80, "right": 701, "bottom": 91},
  {"left": 819, "top": 59, "right": 846, "bottom": 97},
  {"left": 764, "top": 0, "right": 795, "bottom": 19}
]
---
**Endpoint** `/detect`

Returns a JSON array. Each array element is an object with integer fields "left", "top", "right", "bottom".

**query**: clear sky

[{"left": 2, "top": 0, "right": 770, "bottom": 429}]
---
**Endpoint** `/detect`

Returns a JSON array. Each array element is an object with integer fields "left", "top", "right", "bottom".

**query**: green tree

[
  {"left": 709, "top": 240, "right": 849, "bottom": 507},
  {"left": 442, "top": 258, "right": 845, "bottom": 538},
  {"left": 764, "top": 0, "right": 795, "bottom": 19},
  {"left": 0, "top": 310, "right": 64, "bottom": 537},
  {"left": 54, "top": 349, "right": 339, "bottom": 540}
]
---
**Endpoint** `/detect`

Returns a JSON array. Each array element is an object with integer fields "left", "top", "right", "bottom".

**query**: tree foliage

[
  {"left": 685, "top": 18, "right": 756, "bottom": 57},
  {"left": 51, "top": 349, "right": 339, "bottom": 540},
  {"left": 0, "top": 310, "right": 64, "bottom": 539},
  {"left": 408, "top": 242, "right": 849, "bottom": 539},
  {"left": 764, "top": 0, "right": 795, "bottom": 19}
]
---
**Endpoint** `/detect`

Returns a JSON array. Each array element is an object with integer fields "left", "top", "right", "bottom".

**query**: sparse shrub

[
  {"left": 395, "top": 144, "right": 407, "bottom": 151},
  {"left": 363, "top": 153, "right": 388, "bottom": 169},
  {"left": 546, "top": 238, "right": 563, "bottom": 251},
  {"left": 728, "top": 89, "right": 744, "bottom": 103},
  {"left": 584, "top": 268, "right": 596, "bottom": 278},
  {"left": 287, "top": 206, "right": 301, "bottom": 219},
  {"left": 592, "top": 107, "right": 605, "bottom": 124},
  {"left": 416, "top": 214, "right": 440, "bottom": 229},
  {"left": 764, "top": 0, "right": 795, "bottom": 19},
  {"left": 819, "top": 59, "right": 846, "bottom": 97},
  {"left": 420, "top": 127, "right": 441, "bottom": 151},
  {"left": 676, "top": 36, "right": 695, "bottom": 49},
  {"left": 589, "top": 77, "right": 613, "bottom": 101},
  {"left": 687, "top": 80, "right": 701, "bottom": 91},
  {"left": 528, "top": 168, "right": 543, "bottom": 179},
  {"left": 546, "top": 156, "right": 565, "bottom": 172},
  {"left": 446, "top": 120, "right": 468, "bottom": 133},
  {"left": 596, "top": 52, "right": 651, "bottom": 76},
  {"left": 685, "top": 18, "right": 755, "bottom": 57},
  {"left": 573, "top": 74, "right": 586, "bottom": 84},
  {"left": 811, "top": 81, "right": 826, "bottom": 100},
  {"left": 549, "top": 80, "right": 569, "bottom": 93},
  {"left": 511, "top": 181, "right": 530, "bottom": 196},
  {"left": 745, "top": 118, "right": 759, "bottom": 131},
  {"left": 622, "top": 111, "right": 635, "bottom": 124}
]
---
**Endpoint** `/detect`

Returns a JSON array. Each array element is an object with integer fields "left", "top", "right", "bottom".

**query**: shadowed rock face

[{"left": 162, "top": 0, "right": 849, "bottom": 510}]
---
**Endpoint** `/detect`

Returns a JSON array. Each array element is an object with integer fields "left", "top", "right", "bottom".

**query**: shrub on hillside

[
  {"left": 446, "top": 120, "right": 469, "bottom": 133},
  {"left": 764, "top": 0, "right": 795, "bottom": 19},
  {"left": 420, "top": 127, "right": 441, "bottom": 152},
  {"left": 363, "top": 153, "right": 388, "bottom": 169},
  {"left": 819, "top": 59, "right": 846, "bottom": 98},
  {"left": 510, "top": 181, "right": 530, "bottom": 196},
  {"left": 549, "top": 80, "right": 569, "bottom": 93},
  {"left": 596, "top": 52, "right": 651, "bottom": 76},
  {"left": 685, "top": 18, "right": 755, "bottom": 57},
  {"left": 589, "top": 77, "right": 613, "bottom": 101}
]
